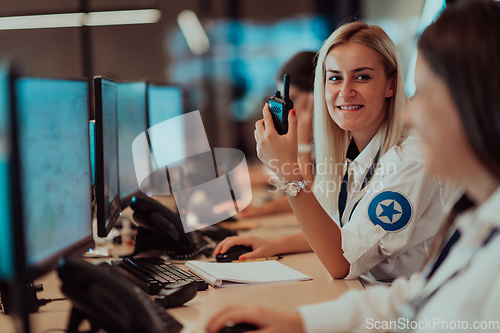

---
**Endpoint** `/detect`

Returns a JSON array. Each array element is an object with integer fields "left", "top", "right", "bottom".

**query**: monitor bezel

[
  {"left": 5, "top": 61, "right": 32, "bottom": 333},
  {"left": 0, "top": 61, "right": 17, "bottom": 284},
  {"left": 94, "top": 76, "right": 121, "bottom": 237},
  {"left": 14, "top": 76, "right": 94, "bottom": 279},
  {"left": 116, "top": 80, "right": 150, "bottom": 210}
]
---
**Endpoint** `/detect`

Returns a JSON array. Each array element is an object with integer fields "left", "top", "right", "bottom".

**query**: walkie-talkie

[{"left": 269, "top": 74, "right": 294, "bottom": 135}]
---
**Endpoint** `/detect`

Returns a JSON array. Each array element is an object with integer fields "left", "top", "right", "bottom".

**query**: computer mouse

[
  {"left": 218, "top": 322, "right": 259, "bottom": 333},
  {"left": 215, "top": 245, "right": 253, "bottom": 262}
]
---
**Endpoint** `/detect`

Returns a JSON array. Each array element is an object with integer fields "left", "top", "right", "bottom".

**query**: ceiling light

[
  {"left": 0, "top": 9, "right": 161, "bottom": 30},
  {"left": 177, "top": 10, "right": 210, "bottom": 56}
]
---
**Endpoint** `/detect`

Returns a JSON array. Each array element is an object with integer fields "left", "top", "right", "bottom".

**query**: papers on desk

[{"left": 185, "top": 260, "right": 312, "bottom": 288}]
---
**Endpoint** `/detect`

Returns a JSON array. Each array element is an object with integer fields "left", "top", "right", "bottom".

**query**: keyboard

[{"left": 112, "top": 257, "right": 208, "bottom": 295}]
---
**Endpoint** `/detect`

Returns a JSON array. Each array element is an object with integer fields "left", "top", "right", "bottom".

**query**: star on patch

[{"left": 367, "top": 191, "right": 412, "bottom": 232}]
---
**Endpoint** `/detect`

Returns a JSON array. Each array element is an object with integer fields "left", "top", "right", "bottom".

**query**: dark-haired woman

[{"left": 207, "top": 2, "right": 500, "bottom": 332}]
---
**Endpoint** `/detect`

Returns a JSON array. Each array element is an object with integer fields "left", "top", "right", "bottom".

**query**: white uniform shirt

[
  {"left": 338, "top": 127, "right": 456, "bottom": 280},
  {"left": 299, "top": 188, "right": 500, "bottom": 333}
]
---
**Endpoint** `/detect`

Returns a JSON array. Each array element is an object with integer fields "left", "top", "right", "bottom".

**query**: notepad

[{"left": 185, "top": 260, "right": 312, "bottom": 288}]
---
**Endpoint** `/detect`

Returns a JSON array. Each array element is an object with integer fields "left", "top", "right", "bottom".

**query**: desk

[
  {"left": 172, "top": 252, "right": 363, "bottom": 333},
  {"left": 0, "top": 212, "right": 363, "bottom": 333}
]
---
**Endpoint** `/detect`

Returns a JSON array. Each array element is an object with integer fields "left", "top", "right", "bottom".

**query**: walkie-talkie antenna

[{"left": 283, "top": 74, "right": 290, "bottom": 101}]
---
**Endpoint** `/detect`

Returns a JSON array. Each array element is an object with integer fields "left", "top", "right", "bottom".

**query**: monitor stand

[
  {"left": 1, "top": 281, "right": 43, "bottom": 314},
  {"left": 125, "top": 226, "right": 166, "bottom": 258}
]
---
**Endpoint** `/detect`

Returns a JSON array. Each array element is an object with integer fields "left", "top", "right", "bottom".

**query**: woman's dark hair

[
  {"left": 276, "top": 51, "right": 316, "bottom": 92},
  {"left": 419, "top": 0, "right": 500, "bottom": 179},
  {"left": 418, "top": 0, "right": 500, "bottom": 263}
]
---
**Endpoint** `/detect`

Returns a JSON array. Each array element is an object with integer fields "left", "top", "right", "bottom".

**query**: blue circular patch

[{"left": 367, "top": 191, "right": 412, "bottom": 231}]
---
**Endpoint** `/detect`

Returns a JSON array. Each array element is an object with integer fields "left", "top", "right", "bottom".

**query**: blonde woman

[{"left": 215, "top": 22, "right": 456, "bottom": 281}]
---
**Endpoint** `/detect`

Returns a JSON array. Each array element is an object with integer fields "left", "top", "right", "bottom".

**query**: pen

[{"left": 231, "top": 256, "right": 283, "bottom": 263}]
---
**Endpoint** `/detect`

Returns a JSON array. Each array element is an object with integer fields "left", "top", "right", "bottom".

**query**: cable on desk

[{"left": 38, "top": 297, "right": 68, "bottom": 307}]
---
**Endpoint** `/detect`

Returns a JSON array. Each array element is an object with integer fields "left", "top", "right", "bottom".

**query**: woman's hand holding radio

[{"left": 254, "top": 103, "right": 301, "bottom": 183}]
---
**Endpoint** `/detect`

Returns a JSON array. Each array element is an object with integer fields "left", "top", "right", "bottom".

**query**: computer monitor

[
  {"left": 147, "top": 84, "right": 185, "bottom": 190},
  {"left": 0, "top": 61, "right": 33, "bottom": 333},
  {"left": 0, "top": 62, "right": 15, "bottom": 283},
  {"left": 94, "top": 77, "right": 121, "bottom": 237},
  {"left": 14, "top": 77, "right": 93, "bottom": 279},
  {"left": 147, "top": 84, "right": 183, "bottom": 127},
  {"left": 117, "top": 81, "right": 150, "bottom": 208}
]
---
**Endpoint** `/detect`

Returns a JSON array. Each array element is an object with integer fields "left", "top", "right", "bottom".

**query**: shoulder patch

[{"left": 367, "top": 191, "right": 412, "bottom": 231}]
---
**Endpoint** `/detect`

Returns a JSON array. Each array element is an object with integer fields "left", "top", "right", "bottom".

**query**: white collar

[
  {"left": 473, "top": 186, "right": 500, "bottom": 228},
  {"left": 350, "top": 123, "right": 387, "bottom": 171}
]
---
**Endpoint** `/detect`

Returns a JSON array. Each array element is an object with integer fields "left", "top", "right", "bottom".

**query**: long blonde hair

[{"left": 313, "top": 22, "right": 408, "bottom": 218}]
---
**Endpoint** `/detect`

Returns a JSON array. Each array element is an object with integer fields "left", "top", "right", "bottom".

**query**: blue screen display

[
  {"left": 89, "top": 121, "right": 95, "bottom": 186},
  {"left": 117, "top": 82, "right": 147, "bottom": 200},
  {"left": 169, "top": 16, "right": 329, "bottom": 121},
  {"left": 0, "top": 62, "right": 14, "bottom": 281},
  {"left": 147, "top": 84, "right": 184, "bottom": 180},
  {"left": 15, "top": 78, "right": 92, "bottom": 267},
  {"left": 148, "top": 85, "right": 183, "bottom": 127}
]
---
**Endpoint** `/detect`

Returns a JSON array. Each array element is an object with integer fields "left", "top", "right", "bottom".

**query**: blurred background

[{"left": 0, "top": 0, "right": 458, "bottom": 164}]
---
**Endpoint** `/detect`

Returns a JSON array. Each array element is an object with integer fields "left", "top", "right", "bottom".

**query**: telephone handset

[
  {"left": 129, "top": 195, "right": 213, "bottom": 259},
  {"left": 58, "top": 255, "right": 183, "bottom": 333}
]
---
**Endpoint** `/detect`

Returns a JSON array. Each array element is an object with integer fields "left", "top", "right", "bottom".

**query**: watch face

[{"left": 284, "top": 184, "right": 299, "bottom": 196}]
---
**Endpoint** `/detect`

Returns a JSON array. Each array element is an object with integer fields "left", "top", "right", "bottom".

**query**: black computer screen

[
  {"left": 0, "top": 62, "right": 14, "bottom": 282},
  {"left": 95, "top": 77, "right": 120, "bottom": 237},
  {"left": 117, "top": 81, "right": 149, "bottom": 206},
  {"left": 15, "top": 77, "right": 93, "bottom": 278}
]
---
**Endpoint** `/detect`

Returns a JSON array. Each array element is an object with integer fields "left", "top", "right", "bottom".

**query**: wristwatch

[{"left": 282, "top": 178, "right": 308, "bottom": 197}]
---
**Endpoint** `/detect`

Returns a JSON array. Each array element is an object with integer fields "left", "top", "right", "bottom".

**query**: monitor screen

[
  {"left": 95, "top": 77, "right": 120, "bottom": 237},
  {"left": 117, "top": 81, "right": 149, "bottom": 206},
  {"left": 15, "top": 77, "right": 93, "bottom": 278},
  {"left": 89, "top": 121, "right": 95, "bottom": 187},
  {"left": 147, "top": 84, "right": 184, "bottom": 193},
  {"left": 0, "top": 62, "right": 14, "bottom": 282},
  {"left": 147, "top": 84, "right": 183, "bottom": 127}
]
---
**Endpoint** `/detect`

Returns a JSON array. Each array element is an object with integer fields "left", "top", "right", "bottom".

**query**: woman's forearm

[
  {"left": 272, "top": 232, "right": 313, "bottom": 254},
  {"left": 284, "top": 177, "right": 350, "bottom": 278},
  {"left": 298, "top": 153, "right": 315, "bottom": 185}
]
